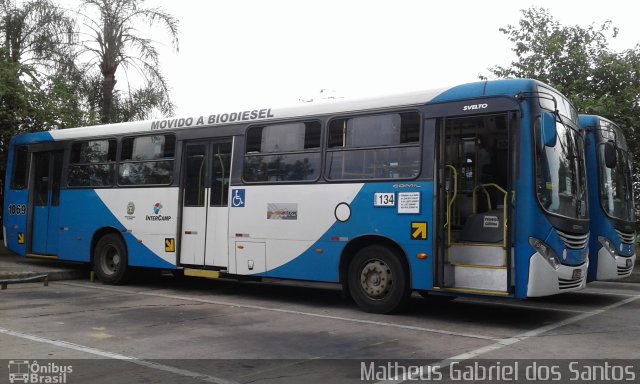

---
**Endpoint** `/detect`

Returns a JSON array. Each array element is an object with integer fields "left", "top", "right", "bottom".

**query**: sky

[{"left": 105, "top": 0, "right": 640, "bottom": 117}]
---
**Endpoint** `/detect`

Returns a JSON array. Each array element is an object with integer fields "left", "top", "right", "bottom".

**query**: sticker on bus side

[
  {"left": 411, "top": 222, "right": 428, "bottom": 240},
  {"left": 267, "top": 203, "right": 298, "bottom": 220},
  {"left": 374, "top": 193, "right": 395, "bottom": 207},
  {"left": 398, "top": 192, "right": 420, "bottom": 214},
  {"left": 7, "top": 204, "right": 26, "bottom": 215},
  {"left": 231, "top": 189, "right": 245, "bottom": 207},
  {"left": 165, "top": 238, "right": 175, "bottom": 252},
  {"left": 483, "top": 216, "right": 500, "bottom": 228}
]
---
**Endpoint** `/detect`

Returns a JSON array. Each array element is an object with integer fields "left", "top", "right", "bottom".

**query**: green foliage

[
  {"left": 484, "top": 7, "right": 640, "bottom": 228},
  {"left": 0, "top": 0, "right": 180, "bottom": 179},
  {"left": 0, "top": 0, "right": 92, "bottom": 174},
  {"left": 78, "top": 0, "right": 179, "bottom": 123}
]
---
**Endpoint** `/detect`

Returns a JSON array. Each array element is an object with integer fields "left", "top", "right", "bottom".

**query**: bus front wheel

[
  {"left": 348, "top": 245, "right": 410, "bottom": 314},
  {"left": 93, "top": 233, "right": 129, "bottom": 285}
]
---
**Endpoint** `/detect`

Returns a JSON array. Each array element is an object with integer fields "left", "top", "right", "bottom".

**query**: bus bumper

[
  {"left": 527, "top": 252, "right": 588, "bottom": 297},
  {"left": 596, "top": 247, "right": 636, "bottom": 280}
]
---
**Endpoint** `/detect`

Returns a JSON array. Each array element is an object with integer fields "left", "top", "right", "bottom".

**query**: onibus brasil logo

[{"left": 8, "top": 360, "right": 72, "bottom": 383}]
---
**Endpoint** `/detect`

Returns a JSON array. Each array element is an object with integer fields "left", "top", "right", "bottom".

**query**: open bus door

[{"left": 435, "top": 112, "right": 514, "bottom": 295}]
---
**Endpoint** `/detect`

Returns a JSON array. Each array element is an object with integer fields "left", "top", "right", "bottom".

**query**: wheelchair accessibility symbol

[{"left": 231, "top": 189, "right": 245, "bottom": 207}]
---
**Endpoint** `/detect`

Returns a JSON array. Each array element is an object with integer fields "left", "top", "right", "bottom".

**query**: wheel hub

[
  {"left": 101, "top": 247, "right": 120, "bottom": 275},
  {"left": 360, "top": 259, "right": 392, "bottom": 299}
]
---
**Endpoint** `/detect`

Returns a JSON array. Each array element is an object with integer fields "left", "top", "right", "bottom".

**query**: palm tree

[
  {"left": 1, "top": 0, "right": 76, "bottom": 70},
  {"left": 77, "top": 0, "right": 179, "bottom": 123}
]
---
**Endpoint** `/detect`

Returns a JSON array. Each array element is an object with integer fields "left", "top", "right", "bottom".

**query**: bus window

[
  {"left": 183, "top": 144, "right": 206, "bottom": 207},
  {"left": 119, "top": 134, "right": 175, "bottom": 185},
  {"left": 68, "top": 139, "right": 117, "bottom": 187},
  {"left": 33, "top": 153, "right": 49, "bottom": 206},
  {"left": 243, "top": 121, "right": 320, "bottom": 182},
  {"left": 211, "top": 142, "right": 232, "bottom": 206},
  {"left": 326, "top": 111, "right": 420, "bottom": 180},
  {"left": 51, "top": 152, "right": 63, "bottom": 206},
  {"left": 11, "top": 146, "right": 29, "bottom": 190}
]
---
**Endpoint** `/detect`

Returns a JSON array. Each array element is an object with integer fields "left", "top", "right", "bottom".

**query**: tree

[
  {"left": 1, "top": 0, "right": 76, "bottom": 70},
  {"left": 483, "top": 7, "right": 640, "bottom": 228},
  {"left": 77, "top": 0, "right": 179, "bottom": 123},
  {"left": 0, "top": 0, "right": 92, "bottom": 174}
]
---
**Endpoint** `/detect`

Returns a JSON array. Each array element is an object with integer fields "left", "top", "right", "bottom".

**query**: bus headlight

[
  {"left": 598, "top": 236, "right": 617, "bottom": 259},
  {"left": 529, "top": 237, "right": 560, "bottom": 270}
]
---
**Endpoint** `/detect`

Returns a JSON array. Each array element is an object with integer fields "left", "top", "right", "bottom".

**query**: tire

[
  {"left": 93, "top": 233, "right": 129, "bottom": 285},
  {"left": 348, "top": 245, "right": 410, "bottom": 314}
]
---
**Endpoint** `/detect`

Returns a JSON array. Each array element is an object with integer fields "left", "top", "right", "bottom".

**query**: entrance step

[
  {"left": 445, "top": 263, "right": 508, "bottom": 292},
  {"left": 448, "top": 244, "right": 505, "bottom": 266}
]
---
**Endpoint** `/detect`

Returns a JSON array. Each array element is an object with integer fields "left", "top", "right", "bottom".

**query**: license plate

[
  {"left": 572, "top": 269, "right": 582, "bottom": 280},
  {"left": 626, "top": 259, "right": 633, "bottom": 268}
]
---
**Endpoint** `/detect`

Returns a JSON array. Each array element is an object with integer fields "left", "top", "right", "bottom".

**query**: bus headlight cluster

[
  {"left": 598, "top": 236, "right": 617, "bottom": 259},
  {"left": 529, "top": 237, "right": 560, "bottom": 270}
]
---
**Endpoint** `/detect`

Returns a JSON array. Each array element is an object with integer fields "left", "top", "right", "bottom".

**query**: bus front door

[
  {"left": 436, "top": 113, "right": 512, "bottom": 295},
  {"left": 180, "top": 139, "right": 232, "bottom": 269},
  {"left": 30, "top": 151, "right": 63, "bottom": 255}
]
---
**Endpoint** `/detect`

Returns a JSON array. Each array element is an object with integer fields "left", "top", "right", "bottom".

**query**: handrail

[
  {"left": 472, "top": 183, "right": 508, "bottom": 249},
  {"left": 472, "top": 187, "right": 492, "bottom": 214},
  {"left": 444, "top": 165, "right": 458, "bottom": 246}
]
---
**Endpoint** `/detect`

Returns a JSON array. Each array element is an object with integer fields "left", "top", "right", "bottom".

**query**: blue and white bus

[
  {"left": 4, "top": 79, "right": 590, "bottom": 313},
  {"left": 579, "top": 115, "right": 636, "bottom": 281}
]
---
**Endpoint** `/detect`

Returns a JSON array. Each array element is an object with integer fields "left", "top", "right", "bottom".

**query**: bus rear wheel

[
  {"left": 348, "top": 245, "right": 410, "bottom": 314},
  {"left": 93, "top": 233, "right": 129, "bottom": 285}
]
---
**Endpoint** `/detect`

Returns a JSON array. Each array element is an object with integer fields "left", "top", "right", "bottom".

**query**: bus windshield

[
  {"left": 599, "top": 146, "right": 634, "bottom": 222},
  {"left": 536, "top": 121, "right": 588, "bottom": 221}
]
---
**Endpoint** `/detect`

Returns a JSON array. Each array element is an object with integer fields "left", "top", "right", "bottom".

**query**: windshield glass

[
  {"left": 598, "top": 146, "right": 635, "bottom": 222},
  {"left": 535, "top": 120, "right": 588, "bottom": 220}
]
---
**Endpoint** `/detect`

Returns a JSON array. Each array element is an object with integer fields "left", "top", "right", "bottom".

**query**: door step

[
  {"left": 432, "top": 286, "right": 510, "bottom": 296},
  {"left": 448, "top": 244, "right": 505, "bottom": 266},
  {"left": 445, "top": 263, "right": 508, "bottom": 292},
  {"left": 183, "top": 269, "right": 220, "bottom": 279}
]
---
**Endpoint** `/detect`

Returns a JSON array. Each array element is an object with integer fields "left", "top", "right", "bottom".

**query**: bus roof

[
  {"left": 579, "top": 114, "right": 629, "bottom": 151},
  {"left": 12, "top": 78, "right": 547, "bottom": 145}
]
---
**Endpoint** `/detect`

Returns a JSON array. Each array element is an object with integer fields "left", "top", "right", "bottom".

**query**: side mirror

[
  {"left": 540, "top": 112, "right": 557, "bottom": 147},
  {"left": 604, "top": 140, "right": 617, "bottom": 168}
]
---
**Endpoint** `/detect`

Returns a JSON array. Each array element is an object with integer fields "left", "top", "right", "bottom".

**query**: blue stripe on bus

[
  {"left": 12, "top": 131, "right": 55, "bottom": 145},
  {"left": 432, "top": 79, "right": 536, "bottom": 102},
  {"left": 260, "top": 182, "right": 434, "bottom": 290},
  {"left": 57, "top": 189, "right": 175, "bottom": 269}
]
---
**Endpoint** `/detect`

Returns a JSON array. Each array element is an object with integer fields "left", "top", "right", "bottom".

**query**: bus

[
  {"left": 578, "top": 115, "right": 636, "bottom": 281},
  {"left": 3, "top": 79, "right": 590, "bottom": 313}
]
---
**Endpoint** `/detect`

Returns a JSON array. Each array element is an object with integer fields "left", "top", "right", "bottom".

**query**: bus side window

[
  {"left": 243, "top": 121, "right": 321, "bottom": 183},
  {"left": 68, "top": 140, "right": 117, "bottom": 187},
  {"left": 325, "top": 111, "right": 421, "bottom": 180},
  {"left": 118, "top": 134, "right": 175, "bottom": 185},
  {"left": 11, "top": 146, "right": 29, "bottom": 190}
]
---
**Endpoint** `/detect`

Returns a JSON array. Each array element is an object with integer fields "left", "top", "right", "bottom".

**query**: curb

[{"left": 0, "top": 269, "right": 88, "bottom": 282}]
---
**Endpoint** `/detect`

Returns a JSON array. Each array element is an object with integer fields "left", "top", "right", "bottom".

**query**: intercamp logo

[
  {"left": 145, "top": 202, "right": 171, "bottom": 222},
  {"left": 7, "top": 360, "right": 72, "bottom": 383}
]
